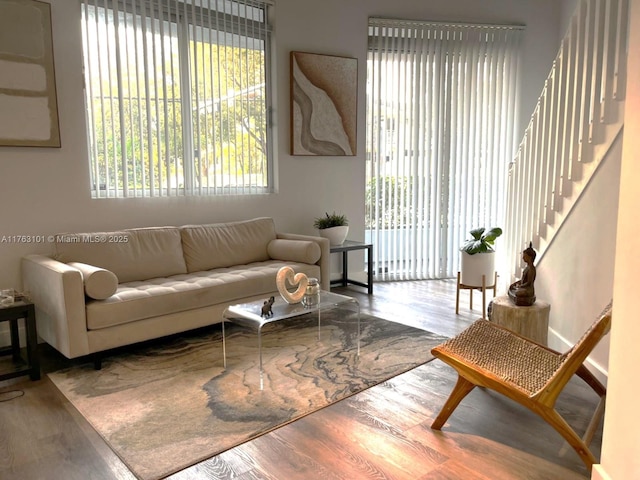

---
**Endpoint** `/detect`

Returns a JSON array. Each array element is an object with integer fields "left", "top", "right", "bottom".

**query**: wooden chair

[{"left": 431, "top": 302, "right": 612, "bottom": 471}]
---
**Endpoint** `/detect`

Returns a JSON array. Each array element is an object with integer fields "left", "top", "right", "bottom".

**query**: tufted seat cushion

[{"left": 85, "top": 260, "right": 321, "bottom": 330}]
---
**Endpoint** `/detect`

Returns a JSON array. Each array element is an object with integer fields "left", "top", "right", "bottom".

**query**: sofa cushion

[
  {"left": 267, "top": 239, "right": 321, "bottom": 264},
  {"left": 54, "top": 227, "right": 187, "bottom": 283},
  {"left": 68, "top": 262, "right": 118, "bottom": 300},
  {"left": 85, "top": 261, "right": 321, "bottom": 330},
  {"left": 180, "top": 217, "right": 277, "bottom": 273}
]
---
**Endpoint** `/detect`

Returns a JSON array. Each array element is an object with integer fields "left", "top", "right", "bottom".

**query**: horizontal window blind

[
  {"left": 81, "top": 0, "right": 273, "bottom": 198},
  {"left": 366, "top": 18, "right": 523, "bottom": 280}
]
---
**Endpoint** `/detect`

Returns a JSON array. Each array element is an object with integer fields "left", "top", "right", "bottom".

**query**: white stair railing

[{"left": 505, "top": 0, "right": 628, "bottom": 279}]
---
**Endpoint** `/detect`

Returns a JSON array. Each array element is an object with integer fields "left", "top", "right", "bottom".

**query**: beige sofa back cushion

[
  {"left": 55, "top": 227, "right": 187, "bottom": 283},
  {"left": 181, "top": 217, "right": 277, "bottom": 272}
]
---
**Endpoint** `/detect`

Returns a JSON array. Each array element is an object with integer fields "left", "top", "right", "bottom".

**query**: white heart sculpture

[{"left": 276, "top": 266, "right": 309, "bottom": 304}]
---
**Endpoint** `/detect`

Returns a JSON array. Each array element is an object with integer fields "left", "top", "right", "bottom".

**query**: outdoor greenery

[
  {"left": 365, "top": 176, "right": 414, "bottom": 229},
  {"left": 84, "top": 5, "right": 268, "bottom": 196}
]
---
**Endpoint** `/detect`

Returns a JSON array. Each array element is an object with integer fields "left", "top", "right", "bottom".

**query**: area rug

[{"left": 49, "top": 309, "right": 446, "bottom": 480}]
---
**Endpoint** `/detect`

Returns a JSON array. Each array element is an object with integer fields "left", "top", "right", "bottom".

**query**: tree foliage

[{"left": 86, "top": 26, "right": 268, "bottom": 195}]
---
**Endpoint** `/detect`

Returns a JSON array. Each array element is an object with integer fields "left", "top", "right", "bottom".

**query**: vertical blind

[
  {"left": 81, "top": 0, "right": 273, "bottom": 198},
  {"left": 366, "top": 18, "right": 523, "bottom": 280}
]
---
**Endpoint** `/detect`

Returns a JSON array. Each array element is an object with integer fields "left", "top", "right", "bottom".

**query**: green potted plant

[
  {"left": 314, "top": 212, "right": 349, "bottom": 246},
  {"left": 459, "top": 227, "right": 502, "bottom": 286}
]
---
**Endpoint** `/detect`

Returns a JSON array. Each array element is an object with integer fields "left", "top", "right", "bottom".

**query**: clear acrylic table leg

[
  {"left": 356, "top": 302, "right": 360, "bottom": 356},
  {"left": 223, "top": 293, "right": 360, "bottom": 388},
  {"left": 222, "top": 319, "right": 227, "bottom": 368},
  {"left": 342, "top": 297, "right": 361, "bottom": 356},
  {"left": 320, "top": 299, "right": 360, "bottom": 355},
  {"left": 258, "top": 325, "right": 264, "bottom": 390}
]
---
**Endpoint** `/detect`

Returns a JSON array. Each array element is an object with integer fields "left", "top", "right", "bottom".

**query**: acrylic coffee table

[{"left": 222, "top": 291, "right": 360, "bottom": 389}]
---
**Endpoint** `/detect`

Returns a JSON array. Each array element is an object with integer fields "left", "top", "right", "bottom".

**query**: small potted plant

[
  {"left": 459, "top": 227, "right": 502, "bottom": 286},
  {"left": 313, "top": 212, "right": 349, "bottom": 246}
]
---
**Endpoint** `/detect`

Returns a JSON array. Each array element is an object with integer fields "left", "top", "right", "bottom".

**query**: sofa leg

[{"left": 93, "top": 356, "right": 102, "bottom": 370}]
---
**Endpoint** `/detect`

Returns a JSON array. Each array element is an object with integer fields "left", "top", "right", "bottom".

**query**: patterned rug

[{"left": 49, "top": 309, "right": 445, "bottom": 480}]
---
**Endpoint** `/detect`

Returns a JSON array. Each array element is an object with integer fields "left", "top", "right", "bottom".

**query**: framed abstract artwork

[
  {"left": 0, "top": 0, "right": 60, "bottom": 147},
  {"left": 290, "top": 51, "right": 357, "bottom": 156}
]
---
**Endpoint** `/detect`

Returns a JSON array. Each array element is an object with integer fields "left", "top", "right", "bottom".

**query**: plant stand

[{"left": 455, "top": 271, "right": 497, "bottom": 320}]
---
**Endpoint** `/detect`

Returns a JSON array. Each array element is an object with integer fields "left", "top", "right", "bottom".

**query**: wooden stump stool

[{"left": 489, "top": 295, "right": 550, "bottom": 345}]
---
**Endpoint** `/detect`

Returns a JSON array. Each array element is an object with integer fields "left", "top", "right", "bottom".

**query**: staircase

[{"left": 504, "top": 0, "right": 628, "bottom": 279}]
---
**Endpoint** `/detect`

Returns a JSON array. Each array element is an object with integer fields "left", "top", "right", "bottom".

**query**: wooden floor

[{"left": 0, "top": 280, "right": 603, "bottom": 479}]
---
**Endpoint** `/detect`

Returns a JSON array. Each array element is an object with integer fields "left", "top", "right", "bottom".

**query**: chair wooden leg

[
  {"left": 575, "top": 364, "right": 607, "bottom": 397},
  {"left": 573, "top": 364, "right": 607, "bottom": 448},
  {"left": 431, "top": 375, "right": 476, "bottom": 430},
  {"left": 583, "top": 396, "right": 606, "bottom": 447},
  {"left": 538, "top": 407, "right": 597, "bottom": 470}
]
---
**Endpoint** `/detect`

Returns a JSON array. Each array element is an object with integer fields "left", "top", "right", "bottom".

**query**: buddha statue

[{"left": 508, "top": 242, "right": 537, "bottom": 306}]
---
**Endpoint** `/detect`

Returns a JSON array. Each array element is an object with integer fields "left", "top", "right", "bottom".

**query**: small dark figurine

[
  {"left": 261, "top": 296, "right": 275, "bottom": 318},
  {"left": 508, "top": 242, "right": 537, "bottom": 306}
]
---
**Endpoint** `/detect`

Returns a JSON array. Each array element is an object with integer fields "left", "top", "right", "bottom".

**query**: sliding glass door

[{"left": 366, "top": 18, "right": 522, "bottom": 280}]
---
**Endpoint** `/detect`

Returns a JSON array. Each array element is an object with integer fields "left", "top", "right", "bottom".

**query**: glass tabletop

[{"left": 223, "top": 290, "right": 358, "bottom": 328}]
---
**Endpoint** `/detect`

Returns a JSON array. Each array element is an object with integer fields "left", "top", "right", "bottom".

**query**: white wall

[
  {"left": 530, "top": 0, "right": 621, "bottom": 377},
  {"left": 0, "top": 1, "right": 560, "bottom": 301},
  {"left": 507, "top": 0, "right": 624, "bottom": 383},
  {"left": 533, "top": 137, "right": 621, "bottom": 381},
  {"left": 595, "top": 0, "right": 640, "bottom": 478},
  {"left": 560, "top": 0, "right": 580, "bottom": 37},
  {"left": 0, "top": 0, "right": 562, "bottom": 290}
]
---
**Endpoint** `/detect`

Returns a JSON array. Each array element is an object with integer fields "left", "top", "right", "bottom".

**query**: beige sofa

[{"left": 22, "top": 217, "right": 329, "bottom": 365}]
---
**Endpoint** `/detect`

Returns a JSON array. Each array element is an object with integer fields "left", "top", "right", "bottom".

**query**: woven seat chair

[{"left": 431, "top": 302, "right": 612, "bottom": 470}]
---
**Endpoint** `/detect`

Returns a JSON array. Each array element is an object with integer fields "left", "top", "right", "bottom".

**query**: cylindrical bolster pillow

[
  {"left": 267, "top": 239, "right": 321, "bottom": 264},
  {"left": 68, "top": 262, "right": 119, "bottom": 300}
]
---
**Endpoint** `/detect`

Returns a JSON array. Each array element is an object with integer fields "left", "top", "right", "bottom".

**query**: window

[
  {"left": 366, "top": 18, "right": 523, "bottom": 280},
  {"left": 81, "top": 0, "right": 274, "bottom": 198}
]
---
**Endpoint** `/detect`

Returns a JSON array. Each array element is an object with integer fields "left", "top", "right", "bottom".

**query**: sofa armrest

[
  {"left": 277, "top": 233, "right": 330, "bottom": 291},
  {"left": 22, "top": 254, "right": 90, "bottom": 359}
]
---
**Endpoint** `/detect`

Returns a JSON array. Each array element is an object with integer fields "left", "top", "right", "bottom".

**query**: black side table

[
  {"left": 330, "top": 240, "right": 373, "bottom": 294},
  {"left": 0, "top": 301, "right": 40, "bottom": 381}
]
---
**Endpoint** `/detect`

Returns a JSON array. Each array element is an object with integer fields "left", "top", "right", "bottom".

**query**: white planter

[
  {"left": 460, "top": 251, "right": 495, "bottom": 287},
  {"left": 319, "top": 226, "right": 349, "bottom": 246}
]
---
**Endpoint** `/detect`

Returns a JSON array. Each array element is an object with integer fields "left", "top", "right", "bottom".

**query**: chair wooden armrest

[{"left": 430, "top": 302, "right": 612, "bottom": 471}]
